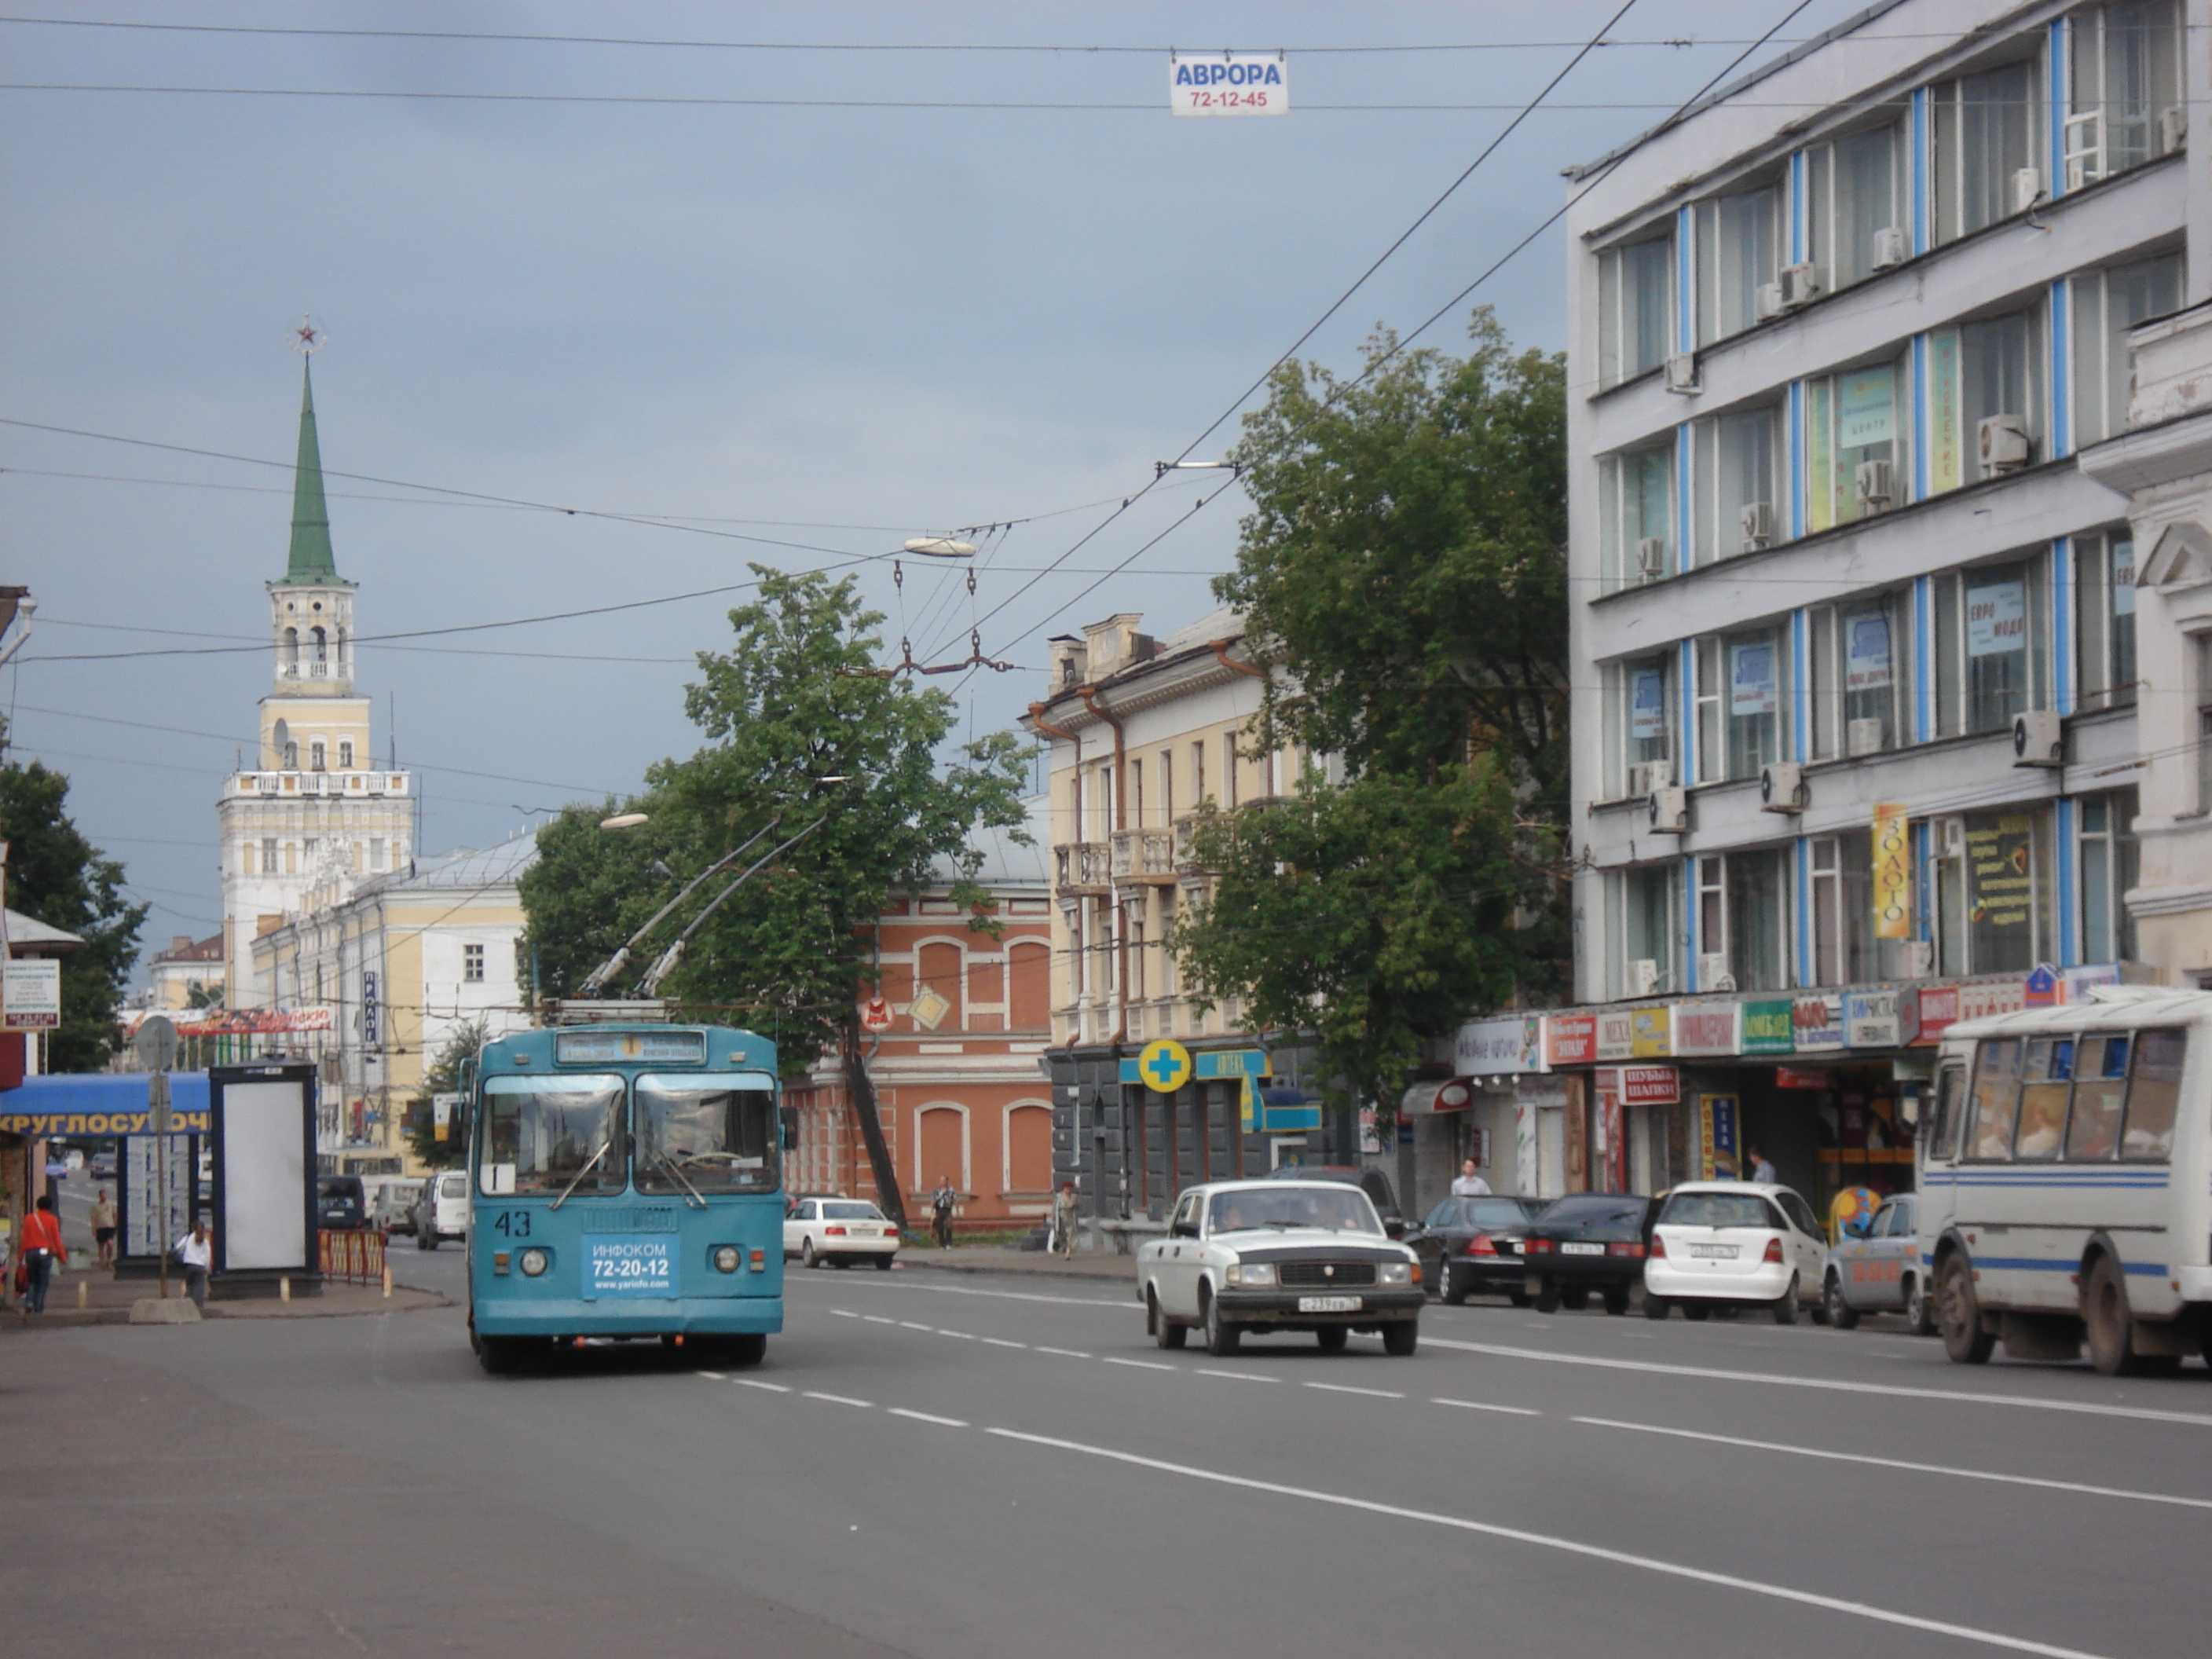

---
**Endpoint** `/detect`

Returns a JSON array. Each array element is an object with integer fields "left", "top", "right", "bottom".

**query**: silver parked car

[{"left": 1822, "top": 1193, "right": 1936, "bottom": 1333}]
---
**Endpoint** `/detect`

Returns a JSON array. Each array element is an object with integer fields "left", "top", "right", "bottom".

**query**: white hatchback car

[
  {"left": 785, "top": 1196, "right": 901, "bottom": 1269},
  {"left": 412, "top": 1170, "right": 471, "bottom": 1251},
  {"left": 1643, "top": 1181, "right": 1829, "bottom": 1324}
]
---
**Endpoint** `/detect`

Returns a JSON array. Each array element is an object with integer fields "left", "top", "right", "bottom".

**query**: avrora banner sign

[{"left": 1170, "top": 52, "right": 1288, "bottom": 116}]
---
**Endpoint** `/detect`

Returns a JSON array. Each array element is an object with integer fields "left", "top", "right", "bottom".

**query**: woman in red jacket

[{"left": 18, "top": 1195, "right": 66, "bottom": 1313}]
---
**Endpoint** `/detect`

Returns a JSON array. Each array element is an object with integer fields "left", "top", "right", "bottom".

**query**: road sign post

[{"left": 135, "top": 1016, "right": 179, "bottom": 1299}]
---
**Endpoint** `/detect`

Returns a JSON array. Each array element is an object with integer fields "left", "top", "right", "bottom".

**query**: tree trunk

[{"left": 840, "top": 1015, "right": 907, "bottom": 1231}]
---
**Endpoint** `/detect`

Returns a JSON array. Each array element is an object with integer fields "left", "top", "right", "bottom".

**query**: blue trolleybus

[{"left": 466, "top": 1019, "right": 784, "bottom": 1374}]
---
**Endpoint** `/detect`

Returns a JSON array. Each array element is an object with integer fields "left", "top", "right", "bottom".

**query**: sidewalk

[
  {"left": 1, "top": 1263, "right": 449, "bottom": 1330},
  {"left": 898, "top": 1245, "right": 1139, "bottom": 1285}
]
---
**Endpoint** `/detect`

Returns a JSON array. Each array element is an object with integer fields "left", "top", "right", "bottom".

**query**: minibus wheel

[
  {"left": 2083, "top": 1254, "right": 2144, "bottom": 1377},
  {"left": 1938, "top": 1254, "right": 1995, "bottom": 1364}
]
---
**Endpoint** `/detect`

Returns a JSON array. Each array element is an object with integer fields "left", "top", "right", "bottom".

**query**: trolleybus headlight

[
  {"left": 518, "top": 1248, "right": 549, "bottom": 1277},
  {"left": 713, "top": 1245, "right": 742, "bottom": 1273}
]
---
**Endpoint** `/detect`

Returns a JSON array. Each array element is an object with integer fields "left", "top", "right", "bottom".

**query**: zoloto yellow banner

[{"left": 1872, "top": 803, "right": 1913, "bottom": 939}]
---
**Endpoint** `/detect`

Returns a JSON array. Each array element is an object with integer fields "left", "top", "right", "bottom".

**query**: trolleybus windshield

[
  {"left": 481, "top": 1073, "right": 625, "bottom": 1196},
  {"left": 633, "top": 1072, "right": 780, "bottom": 1196}
]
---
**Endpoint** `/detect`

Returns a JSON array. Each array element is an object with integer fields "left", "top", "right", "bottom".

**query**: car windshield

[
  {"left": 821, "top": 1201, "right": 882, "bottom": 1220},
  {"left": 1536, "top": 1195, "right": 1646, "bottom": 1227},
  {"left": 1209, "top": 1186, "right": 1380, "bottom": 1235},
  {"left": 632, "top": 1073, "right": 779, "bottom": 1195},
  {"left": 480, "top": 1074, "right": 625, "bottom": 1196},
  {"left": 1661, "top": 1192, "right": 1777, "bottom": 1229},
  {"left": 1426, "top": 1197, "right": 1537, "bottom": 1230}
]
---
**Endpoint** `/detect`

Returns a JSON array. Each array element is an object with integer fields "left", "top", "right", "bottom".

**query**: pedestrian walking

[
  {"left": 174, "top": 1218, "right": 213, "bottom": 1310},
  {"left": 90, "top": 1188, "right": 118, "bottom": 1269},
  {"left": 18, "top": 1196, "right": 66, "bottom": 1313},
  {"left": 1053, "top": 1180, "right": 1080, "bottom": 1259},
  {"left": 1449, "top": 1159, "right": 1492, "bottom": 1197},
  {"left": 930, "top": 1176, "right": 958, "bottom": 1249},
  {"left": 1746, "top": 1146, "right": 1778, "bottom": 1185}
]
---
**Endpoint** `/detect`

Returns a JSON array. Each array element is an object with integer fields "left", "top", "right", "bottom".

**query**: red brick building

[{"left": 784, "top": 806, "right": 1056, "bottom": 1234}]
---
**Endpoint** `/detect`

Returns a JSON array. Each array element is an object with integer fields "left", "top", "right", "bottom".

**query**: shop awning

[
  {"left": 0, "top": 1071, "right": 211, "bottom": 1136},
  {"left": 1401, "top": 1077, "right": 1478, "bottom": 1115}
]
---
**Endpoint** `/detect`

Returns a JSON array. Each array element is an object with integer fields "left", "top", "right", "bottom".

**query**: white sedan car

[
  {"left": 784, "top": 1196, "right": 901, "bottom": 1269},
  {"left": 1643, "top": 1181, "right": 1829, "bottom": 1324},
  {"left": 1137, "top": 1178, "right": 1424, "bottom": 1357}
]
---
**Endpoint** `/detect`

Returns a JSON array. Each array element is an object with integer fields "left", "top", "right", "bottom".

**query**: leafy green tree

[
  {"left": 404, "top": 1018, "right": 487, "bottom": 1170},
  {"left": 0, "top": 749, "right": 146, "bottom": 1070},
  {"left": 518, "top": 566, "right": 1031, "bottom": 1223},
  {"left": 1176, "top": 310, "right": 1569, "bottom": 1122}
]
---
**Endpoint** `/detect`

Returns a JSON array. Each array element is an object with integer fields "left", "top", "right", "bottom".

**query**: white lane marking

[
  {"left": 1423, "top": 1336, "right": 2212, "bottom": 1426},
  {"left": 1197, "top": 1368, "right": 1276, "bottom": 1382},
  {"left": 862, "top": 1314, "right": 896, "bottom": 1325},
  {"left": 830, "top": 1309, "right": 859, "bottom": 1319},
  {"left": 803, "top": 1390, "right": 873, "bottom": 1408},
  {"left": 888, "top": 1408, "right": 969, "bottom": 1428},
  {"left": 936, "top": 1330, "right": 976, "bottom": 1340},
  {"left": 1305, "top": 1381, "right": 1405, "bottom": 1400},
  {"left": 1103, "top": 1357, "right": 1177, "bottom": 1371},
  {"left": 829, "top": 1277, "right": 1130, "bottom": 1309},
  {"left": 982, "top": 1338, "right": 1028, "bottom": 1350},
  {"left": 731, "top": 1379, "right": 791, "bottom": 1393},
  {"left": 982, "top": 1426, "right": 2112, "bottom": 1659},
  {"left": 1035, "top": 1346, "right": 1093, "bottom": 1359},
  {"left": 696, "top": 1371, "right": 727, "bottom": 1380},
  {"left": 1575, "top": 1416, "right": 2212, "bottom": 1511},
  {"left": 1434, "top": 1397, "right": 1541, "bottom": 1416},
  {"left": 899, "top": 1321, "right": 935, "bottom": 1331}
]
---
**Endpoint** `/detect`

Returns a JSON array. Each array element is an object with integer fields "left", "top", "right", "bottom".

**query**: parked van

[
  {"left": 369, "top": 1178, "right": 425, "bottom": 1236},
  {"left": 412, "top": 1170, "right": 471, "bottom": 1250},
  {"left": 317, "top": 1175, "right": 367, "bottom": 1232}
]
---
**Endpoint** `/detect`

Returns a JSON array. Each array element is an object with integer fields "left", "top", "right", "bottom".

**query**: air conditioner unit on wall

[
  {"left": 2012, "top": 167, "right": 2044, "bottom": 215},
  {"left": 1630, "top": 958, "right": 1662, "bottom": 997},
  {"left": 1739, "top": 500, "right": 1773, "bottom": 551},
  {"left": 1979, "top": 415, "right": 2031, "bottom": 474},
  {"left": 1697, "top": 953, "right": 1737, "bottom": 994},
  {"left": 2012, "top": 709, "right": 2063, "bottom": 768},
  {"left": 1665, "top": 353, "right": 1701, "bottom": 394},
  {"left": 2158, "top": 105, "right": 2188, "bottom": 156},
  {"left": 1846, "top": 717, "right": 1886, "bottom": 759},
  {"left": 1627, "top": 761, "right": 1672, "bottom": 801},
  {"left": 1779, "top": 264, "right": 1821, "bottom": 308},
  {"left": 1648, "top": 785, "right": 1688, "bottom": 834},
  {"left": 1755, "top": 282, "right": 1785, "bottom": 322},
  {"left": 1636, "top": 537, "right": 1667, "bottom": 578},
  {"left": 1760, "top": 761, "right": 1807, "bottom": 814},
  {"left": 1855, "top": 458, "right": 1894, "bottom": 514},
  {"left": 1870, "top": 227, "right": 1909, "bottom": 270},
  {"left": 1900, "top": 939, "right": 1934, "bottom": 980}
]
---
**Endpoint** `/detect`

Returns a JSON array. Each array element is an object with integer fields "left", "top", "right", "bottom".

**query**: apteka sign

[{"left": 1170, "top": 53, "right": 1288, "bottom": 116}]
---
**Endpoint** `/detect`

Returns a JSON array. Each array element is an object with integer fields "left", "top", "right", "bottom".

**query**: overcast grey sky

[{"left": 1, "top": 1, "right": 1859, "bottom": 970}]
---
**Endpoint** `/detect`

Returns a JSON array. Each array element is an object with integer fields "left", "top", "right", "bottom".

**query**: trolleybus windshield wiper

[
  {"left": 652, "top": 1149, "right": 708, "bottom": 1209},
  {"left": 549, "top": 1140, "right": 612, "bottom": 1210}
]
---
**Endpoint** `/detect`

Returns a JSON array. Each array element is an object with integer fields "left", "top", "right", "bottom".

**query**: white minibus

[{"left": 1918, "top": 987, "right": 2210, "bottom": 1375}]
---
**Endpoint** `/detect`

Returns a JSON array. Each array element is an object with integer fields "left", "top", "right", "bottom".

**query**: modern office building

[{"left": 1558, "top": 0, "right": 2206, "bottom": 1208}]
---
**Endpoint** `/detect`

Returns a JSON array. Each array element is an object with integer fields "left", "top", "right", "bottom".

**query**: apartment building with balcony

[
  {"left": 1562, "top": 0, "right": 2207, "bottom": 1210},
  {"left": 1022, "top": 610, "right": 1337, "bottom": 1230}
]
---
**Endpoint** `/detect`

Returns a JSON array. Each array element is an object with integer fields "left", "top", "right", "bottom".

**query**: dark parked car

[
  {"left": 1405, "top": 1195, "right": 1547, "bottom": 1305},
  {"left": 1267, "top": 1166, "right": 1405, "bottom": 1238},
  {"left": 1522, "top": 1192, "right": 1661, "bottom": 1315},
  {"left": 317, "top": 1175, "right": 367, "bottom": 1232}
]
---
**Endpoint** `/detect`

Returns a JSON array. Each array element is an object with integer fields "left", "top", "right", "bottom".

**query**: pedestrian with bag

[
  {"left": 173, "top": 1218, "right": 213, "bottom": 1310},
  {"left": 930, "top": 1176, "right": 958, "bottom": 1249},
  {"left": 18, "top": 1195, "right": 66, "bottom": 1313}
]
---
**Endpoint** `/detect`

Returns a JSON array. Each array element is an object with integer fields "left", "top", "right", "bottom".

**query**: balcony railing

[
  {"left": 1054, "top": 842, "right": 1110, "bottom": 894},
  {"left": 1109, "top": 828, "right": 1178, "bottom": 884}
]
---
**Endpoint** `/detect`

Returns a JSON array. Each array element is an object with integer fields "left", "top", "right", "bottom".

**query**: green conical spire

[{"left": 284, "top": 359, "right": 339, "bottom": 583}]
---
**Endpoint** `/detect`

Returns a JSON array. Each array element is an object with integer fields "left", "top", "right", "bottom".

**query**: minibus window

[
  {"left": 1965, "top": 1038, "right": 2022, "bottom": 1160},
  {"left": 2064, "top": 1035, "right": 2129, "bottom": 1160},
  {"left": 2014, "top": 1038, "right": 2073, "bottom": 1160},
  {"left": 1929, "top": 1066, "right": 1965, "bottom": 1159},
  {"left": 2119, "top": 1028, "right": 2187, "bottom": 1162},
  {"left": 480, "top": 1075, "right": 625, "bottom": 1196},
  {"left": 633, "top": 1074, "right": 780, "bottom": 1194}
]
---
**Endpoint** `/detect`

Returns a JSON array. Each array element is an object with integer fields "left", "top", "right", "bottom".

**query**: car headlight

[
  {"left": 713, "top": 1245, "right": 741, "bottom": 1273},
  {"left": 1377, "top": 1261, "right": 1413, "bottom": 1286},
  {"left": 518, "top": 1247, "right": 549, "bottom": 1277},
  {"left": 1225, "top": 1262, "right": 1276, "bottom": 1288}
]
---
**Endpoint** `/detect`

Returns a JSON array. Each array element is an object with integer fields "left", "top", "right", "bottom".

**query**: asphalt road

[{"left": 11, "top": 1261, "right": 2211, "bottom": 1659}]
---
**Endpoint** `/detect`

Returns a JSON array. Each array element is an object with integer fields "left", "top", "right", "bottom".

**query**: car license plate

[
  {"left": 1298, "top": 1295, "right": 1361, "bottom": 1313},
  {"left": 1559, "top": 1241, "right": 1605, "bottom": 1255},
  {"left": 1689, "top": 1243, "right": 1738, "bottom": 1259}
]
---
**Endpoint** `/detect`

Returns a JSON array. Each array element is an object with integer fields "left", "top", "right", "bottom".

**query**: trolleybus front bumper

[{"left": 472, "top": 1295, "right": 783, "bottom": 1339}]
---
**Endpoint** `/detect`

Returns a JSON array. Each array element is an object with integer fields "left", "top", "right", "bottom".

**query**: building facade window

[
  {"left": 261, "top": 837, "right": 278, "bottom": 874},
  {"left": 1804, "top": 116, "right": 1906, "bottom": 293},
  {"left": 2065, "top": 0, "right": 2184, "bottom": 187},
  {"left": 1599, "top": 232, "right": 1673, "bottom": 387},
  {"left": 1692, "top": 405, "right": 1781, "bottom": 565},
  {"left": 369, "top": 837, "right": 386, "bottom": 871},
  {"left": 1932, "top": 808, "right": 2054, "bottom": 974},
  {"left": 1805, "top": 357, "right": 1907, "bottom": 533},
  {"left": 2198, "top": 635, "right": 2212, "bottom": 812},
  {"left": 1808, "top": 831, "right": 1917, "bottom": 986},
  {"left": 463, "top": 943, "right": 485, "bottom": 983},
  {"left": 1697, "top": 848, "right": 1788, "bottom": 991},
  {"left": 1694, "top": 179, "right": 1780, "bottom": 345},
  {"left": 1932, "top": 555, "right": 2048, "bottom": 738},
  {"left": 2077, "top": 790, "right": 2140, "bottom": 964},
  {"left": 1605, "top": 654, "right": 1675, "bottom": 797},
  {"left": 1606, "top": 863, "right": 1679, "bottom": 999},
  {"left": 1599, "top": 440, "right": 1674, "bottom": 591},
  {"left": 2071, "top": 252, "right": 2184, "bottom": 446},
  {"left": 1808, "top": 591, "right": 1908, "bottom": 760},
  {"left": 1932, "top": 55, "right": 2045, "bottom": 246},
  {"left": 2075, "top": 531, "right": 2137, "bottom": 711},
  {"left": 309, "top": 738, "right": 326, "bottom": 772},
  {"left": 338, "top": 738, "right": 354, "bottom": 769},
  {"left": 1695, "top": 628, "right": 1785, "bottom": 782}
]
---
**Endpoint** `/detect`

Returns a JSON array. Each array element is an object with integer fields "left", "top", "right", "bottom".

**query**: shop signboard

[
  {"left": 1872, "top": 803, "right": 1912, "bottom": 939},
  {"left": 1544, "top": 1013, "right": 1597, "bottom": 1068},
  {"left": 1793, "top": 993, "right": 1845, "bottom": 1052},
  {"left": 1697, "top": 1093, "right": 1741, "bottom": 1180},
  {"left": 1844, "top": 989, "right": 1902, "bottom": 1049},
  {"left": 1957, "top": 979, "right": 2026, "bottom": 1022},
  {"left": 1594, "top": 1008, "right": 1635, "bottom": 1062},
  {"left": 1964, "top": 813, "right": 2036, "bottom": 968},
  {"left": 2023, "top": 963, "right": 2060, "bottom": 1007},
  {"left": 2, "top": 958, "right": 61, "bottom": 1030},
  {"left": 1616, "top": 1065, "right": 1679, "bottom": 1105},
  {"left": 2062, "top": 964, "right": 2126, "bottom": 1003},
  {"left": 1741, "top": 998, "right": 1795, "bottom": 1055},
  {"left": 1629, "top": 1005, "right": 1672, "bottom": 1058},
  {"left": 1455, "top": 1014, "right": 1545, "bottom": 1075},
  {"left": 1672, "top": 1000, "right": 1740, "bottom": 1057},
  {"left": 1914, "top": 984, "right": 1960, "bottom": 1045},
  {"left": 1775, "top": 1066, "right": 1829, "bottom": 1089}
]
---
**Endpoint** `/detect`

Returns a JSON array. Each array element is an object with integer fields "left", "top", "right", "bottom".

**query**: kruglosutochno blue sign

[{"left": 584, "top": 1236, "right": 677, "bottom": 1299}]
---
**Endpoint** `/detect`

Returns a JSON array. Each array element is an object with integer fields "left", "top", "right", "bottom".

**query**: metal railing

[{"left": 318, "top": 1229, "right": 389, "bottom": 1287}]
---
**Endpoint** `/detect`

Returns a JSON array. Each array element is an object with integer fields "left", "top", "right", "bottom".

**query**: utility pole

[{"left": 133, "top": 1015, "right": 180, "bottom": 1298}]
